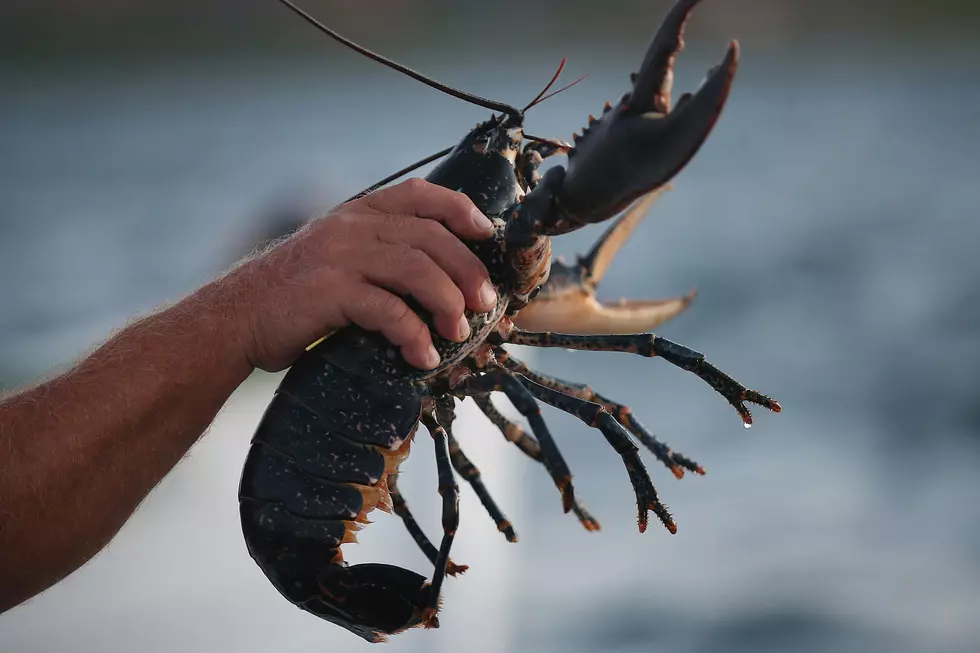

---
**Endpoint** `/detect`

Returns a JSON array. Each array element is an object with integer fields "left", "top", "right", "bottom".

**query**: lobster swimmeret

[{"left": 239, "top": 0, "right": 781, "bottom": 642}]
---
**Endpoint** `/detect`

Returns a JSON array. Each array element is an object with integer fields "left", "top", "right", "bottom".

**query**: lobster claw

[
  {"left": 513, "top": 188, "right": 699, "bottom": 334},
  {"left": 556, "top": 0, "right": 738, "bottom": 229}
]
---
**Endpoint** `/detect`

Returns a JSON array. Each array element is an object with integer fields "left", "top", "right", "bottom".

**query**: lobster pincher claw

[{"left": 522, "top": 0, "right": 739, "bottom": 236}]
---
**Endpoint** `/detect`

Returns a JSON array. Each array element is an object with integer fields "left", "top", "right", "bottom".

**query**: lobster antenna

[
  {"left": 523, "top": 133, "right": 570, "bottom": 148},
  {"left": 344, "top": 146, "right": 455, "bottom": 203},
  {"left": 526, "top": 73, "right": 589, "bottom": 110},
  {"left": 276, "top": 0, "right": 521, "bottom": 119},
  {"left": 522, "top": 58, "right": 567, "bottom": 112}
]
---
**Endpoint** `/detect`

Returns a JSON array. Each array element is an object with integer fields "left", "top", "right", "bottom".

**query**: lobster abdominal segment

[{"left": 239, "top": 348, "right": 426, "bottom": 642}]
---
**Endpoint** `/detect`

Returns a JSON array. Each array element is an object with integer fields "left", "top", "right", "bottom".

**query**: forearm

[{"left": 0, "top": 282, "right": 254, "bottom": 612}]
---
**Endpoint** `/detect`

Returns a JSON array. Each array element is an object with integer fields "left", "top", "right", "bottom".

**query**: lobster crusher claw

[{"left": 552, "top": 0, "right": 740, "bottom": 231}]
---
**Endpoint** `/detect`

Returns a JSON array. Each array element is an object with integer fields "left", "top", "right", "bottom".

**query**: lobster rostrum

[{"left": 240, "top": 0, "right": 781, "bottom": 642}]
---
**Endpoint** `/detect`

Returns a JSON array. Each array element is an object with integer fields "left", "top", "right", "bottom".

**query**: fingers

[
  {"left": 377, "top": 217, "right": 497, "bottom": 315},
  {"left": 357, "top": 243, "right": 470, "bottom": 343},
  {"left": 366, "top": 178, "right": 495, "bottom": 241},
  {"left": 340, "top": 284, "right": 441, "bottom": 370},
  {"left": 287, "top": 178, "right": 501, "bottom": 372}
]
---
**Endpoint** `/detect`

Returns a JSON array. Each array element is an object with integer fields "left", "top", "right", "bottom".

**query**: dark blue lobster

[{"left": 239, "top": 0, "right": 781, "bottom": 642}]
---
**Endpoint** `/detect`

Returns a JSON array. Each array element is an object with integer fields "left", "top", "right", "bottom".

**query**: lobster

[{"left": 239, "top": 0, "right": 781, "bottom": 642}]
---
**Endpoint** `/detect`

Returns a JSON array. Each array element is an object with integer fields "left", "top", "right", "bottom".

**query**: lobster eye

[{"left": 528, "top": 286, "right": 541, "bottom": 300}]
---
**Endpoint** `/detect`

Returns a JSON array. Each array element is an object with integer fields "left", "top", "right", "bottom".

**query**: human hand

[{"left": 220, "top": 178, "right": 498, "bottom": 372}]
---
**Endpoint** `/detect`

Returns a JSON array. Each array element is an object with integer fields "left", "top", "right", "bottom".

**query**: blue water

[{"left": 1, "top": 45, "right": 979, "bottom": 652}]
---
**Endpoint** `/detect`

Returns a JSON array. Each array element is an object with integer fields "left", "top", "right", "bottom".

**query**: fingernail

[
  {"left": 479, "top": 281, "right": 497, "bottom": 308},
  {"left": 471, "top": 208, "right": 493, "bottom": 232},
  {"left": 424, "top": 344, "right": 441, "bottom": 369},
  {"left": 457, "top": 314, "right": 471, "bottom": 341}
]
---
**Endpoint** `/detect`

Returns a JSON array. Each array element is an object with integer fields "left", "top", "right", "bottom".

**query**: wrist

[{"left": 176, "top": 275, "right": 257, "bottom": 384}]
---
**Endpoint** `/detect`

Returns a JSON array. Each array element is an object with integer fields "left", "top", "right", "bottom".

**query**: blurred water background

[{"left": 2, "top": 1, "right": 979, "bottom": 652}]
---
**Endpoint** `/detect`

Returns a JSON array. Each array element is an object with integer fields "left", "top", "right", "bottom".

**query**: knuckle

[
  {"left": 380, "top": 241, "right": 410, "bottom": 267},
  {"left": 461, "top": 274, "right": 487, "bottom": 299},
  {"left": 450, "top": 189, "right": 475, "bottom": 213},
  {"left": 416, "top": 218, "right": 445, "bottom": 239},
  {"left": 381, "top": 213, "right": 409, "bottom": 232},
  {"left": 403, "top": 247, "right": 433, "bottom": 273},
  {"left": 379, "top": 293, "right": 410, "bottom": 323},
  {"left": 434, "top": 286, "right": 466, "bottom": 318},
  {"left": 319, "top": 211, "right": 360, "bottom": 239},
  {"left": 403, "top": 177, "right": 428, "bottom": 194},
  {"left": 405, "top": 316, "right": 430, "bottom": 345},
  {"left": 451, "top": 250, "right": 489, "bottom": 287},
  {"left": 443, "top": 290, "right": 465, "bottom": 316},
  {"left": 373, "top": 213, "right": 400, "bottom": 237},
  {"left": 451, "top": 188, "right": 474, "bottom": 208},
  {"left": 360, "top": 192, "right": 380, "bottom": 212},
  {"left": 446, "top": 206, "right": 477, "bottom": 233}
]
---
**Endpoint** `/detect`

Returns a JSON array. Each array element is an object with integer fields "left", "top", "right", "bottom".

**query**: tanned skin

[{"left": 0, "top": 178, "right": 499, "bottom": 614}]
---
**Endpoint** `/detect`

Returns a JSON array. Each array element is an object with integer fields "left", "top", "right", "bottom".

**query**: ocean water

[{"left": 1, "top": 44, "right": 979, "bottom": 652}]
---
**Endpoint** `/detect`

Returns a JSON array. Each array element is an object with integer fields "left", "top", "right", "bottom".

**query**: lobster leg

[
  {"left": 434, "top": 396, "right": 520, "bottom": 541},
  {"left": 435, "top": 398, "right": 516, "bottom": 540},
  {"left": 445, "top": 431, "right": 518, "bottom": 542},
  {"left": 388, "top": 472, "right": 468, "bottom": 577},
  {"left": 507, "top": 371, "right": 675, "bottom": 534},
  {"left": 471, "top": 393, "right": 601, "bottom": 531},
  {"left": 494, "top": 347, "right": 703, "bottom": 478},
  {"left": 503, "top": 329, "right": 782, "bottom": 426},
  {"left": 417, "top": 405, "right": 460, "bottom": 628},
  {"left": 452, "top": 369, "right": 577, "bottom": 514},
  {"left": 472, "top": 393, "right": 541, "bottom": 459}
]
